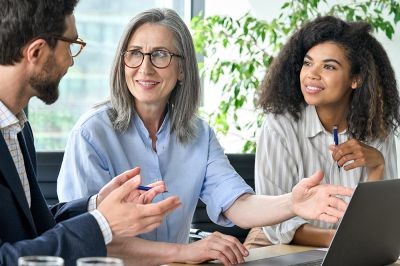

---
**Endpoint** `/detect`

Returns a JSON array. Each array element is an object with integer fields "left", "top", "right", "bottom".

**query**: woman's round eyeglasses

[{"left": 122, "top": 49, "right": 183, "bottom": 69}]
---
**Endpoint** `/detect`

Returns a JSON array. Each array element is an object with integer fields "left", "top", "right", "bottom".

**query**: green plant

[{"left": 191, "top": 0, "right": 400, "bottom": 153}]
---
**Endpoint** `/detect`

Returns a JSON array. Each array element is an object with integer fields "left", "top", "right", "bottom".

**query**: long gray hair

[{"left": 108, "top": 8, "right": 200, "bottom": 144}]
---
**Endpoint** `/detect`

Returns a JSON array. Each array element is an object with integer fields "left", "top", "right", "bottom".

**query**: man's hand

[
  {"left": 179, "top": 232, "right": 249, "bottom": 265},
  {"left": 97, "top": 168, "right": 181, "bottom": 238},
  {"left": 97, "top": 167, "right": 166, "bottom": 206},
  {"left": 292, "top": 170, "right": 353, "bottom": 223}
]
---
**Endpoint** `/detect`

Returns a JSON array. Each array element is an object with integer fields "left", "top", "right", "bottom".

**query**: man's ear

[{"left": 24, "top": 39, "right": 47, "bottom": 64}]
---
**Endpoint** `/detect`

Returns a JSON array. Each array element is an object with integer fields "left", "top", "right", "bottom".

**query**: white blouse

[{"left": 255, "top": 105, "right": 398, "bottom": 244}]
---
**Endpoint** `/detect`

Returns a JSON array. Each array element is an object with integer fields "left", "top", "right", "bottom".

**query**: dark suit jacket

[{"left": 0, "top": 122, "right": 106, "bottom": 266}]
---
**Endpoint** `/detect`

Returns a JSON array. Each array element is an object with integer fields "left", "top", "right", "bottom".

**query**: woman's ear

[
  {"left": 178, "top": 69, "right": 184, "bottom": 81},
  {"left": 351, "top": 76, "right": 361, "bottom": 89}
]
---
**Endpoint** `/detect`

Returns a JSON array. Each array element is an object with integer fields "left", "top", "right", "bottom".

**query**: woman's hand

[
  {"left": 178, "top": 231, "right": 249, "bottom": 265},
  {"left": 330, "top": 138, "right": 385, "bottom": 180},
  {"left": 292, "top": 171, "right": 353, "bottom": 223}
]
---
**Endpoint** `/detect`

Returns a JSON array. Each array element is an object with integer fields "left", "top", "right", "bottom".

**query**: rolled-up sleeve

[{"left": 200, "top": 128, "right": 254, "bottom": 226}]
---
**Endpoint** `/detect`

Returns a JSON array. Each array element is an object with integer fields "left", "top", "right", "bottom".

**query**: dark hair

[
  {"left": 258, "top": 16, "right": 400, "bottom": 141},
  {"left": 108, "top": 8, "right": 200, "bottom": 144},
  {"left": 0, "top": 0, "right": 79, "bottom": 65}
]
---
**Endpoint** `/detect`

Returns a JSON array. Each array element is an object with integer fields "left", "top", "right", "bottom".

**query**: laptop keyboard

[{"left": 291, "top": 258, "right": 323, "bottom": 266}]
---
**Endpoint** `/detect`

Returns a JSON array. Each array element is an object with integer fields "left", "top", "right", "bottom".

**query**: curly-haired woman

[{"left": 246, "top": 15, "right": 400, "bottom": 249}]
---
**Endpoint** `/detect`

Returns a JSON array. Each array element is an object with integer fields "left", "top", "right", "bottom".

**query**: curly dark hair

[
  {"left": 0, "top": 0, "right": 79, "bottom": 65},
  {"left": 258, "top": 16, "right": 400, "bottom": 141}
]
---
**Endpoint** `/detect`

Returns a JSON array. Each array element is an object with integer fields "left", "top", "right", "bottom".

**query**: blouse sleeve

[
  {"left": 377, "top": 133, "right": 398, "bottom": 180},
  {"left": 200, "top": 126, "right": 254, "bottom": 226},
  {"left": 57, "top": 126, "right": 111, "bottom": 202},
  {"left": 255, "top": 116, "right": 308, "bottom": 244}
]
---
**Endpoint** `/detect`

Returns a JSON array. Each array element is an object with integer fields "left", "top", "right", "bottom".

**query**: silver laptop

[{"left": 246, "top": 179, "right": 400, "bottom": 265}]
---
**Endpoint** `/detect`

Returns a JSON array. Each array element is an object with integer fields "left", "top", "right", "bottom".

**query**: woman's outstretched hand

[{"left": 291, "top": 170, "right": 353, "bottom": 223}]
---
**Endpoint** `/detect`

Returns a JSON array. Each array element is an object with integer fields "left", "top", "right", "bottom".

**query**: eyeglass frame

[
  {"left": 122, "top": 49, "right": 184, "bottom": 69},
  {"left": 52, "top": 36, "right": 87, "bottom": 57}
]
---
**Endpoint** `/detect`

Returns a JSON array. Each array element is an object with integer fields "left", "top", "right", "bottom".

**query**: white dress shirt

[{"left": 0, "top": 101, "right": 31, "bottom": 207}]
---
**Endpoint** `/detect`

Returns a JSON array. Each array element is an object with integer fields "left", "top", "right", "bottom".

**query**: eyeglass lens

[
  {"left": 70, "top": 43, "right": 83, "bottom": 57},
  {"left": 124, "top": 50, "right": 172, "bottom": 68}
]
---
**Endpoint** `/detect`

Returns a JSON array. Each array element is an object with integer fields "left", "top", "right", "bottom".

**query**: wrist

[
  {"left": 287, "top": 192, "right": 296, "bottom": 218},
  {"left": 367, "top": 163, "right": 385, "bottom": 181},
  {"left": 168, "top": 243, "right": 187, "bottom": 263},
  {"left": 175, "top": 242, "right": 204, "bottom": 264}
]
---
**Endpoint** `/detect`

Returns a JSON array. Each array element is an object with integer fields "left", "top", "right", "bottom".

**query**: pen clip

[
  {"left": 333, "top": 126, "right": 340, "bottom": 171},
  {"left": 333, "top": 126, "right": 339, "bottom": 146}
]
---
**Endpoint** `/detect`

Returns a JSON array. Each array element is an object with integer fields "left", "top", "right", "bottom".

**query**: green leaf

[
  {"left": 222, "top": 38, "right": 228, "bottom": 48},
  {"left": 281, "top": 2, "right": 290, "bottom": 9},
  {"left": 360, "top": 4, "right": 367, "bottom": 14},
  {"left": 395, "top": 9, "right": 400, "bottom": 23},
  {"left": 385, "top": 24, "right": 394, "bottom": 39},
  {"left": 346, "top": 8, "right": 355, "bottom": 21}
]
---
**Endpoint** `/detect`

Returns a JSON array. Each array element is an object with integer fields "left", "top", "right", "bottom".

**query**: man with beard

[{"left": 0, "top": 0, "right": 181, "bottom": 265}]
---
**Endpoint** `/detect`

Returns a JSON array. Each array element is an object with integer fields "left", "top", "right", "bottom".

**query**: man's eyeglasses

[
  {"left": 53, "top": 36, "right": 86, "bottom": 57},
  {"left": 122, "top": 49, "right": 183, "bottom": 69}
]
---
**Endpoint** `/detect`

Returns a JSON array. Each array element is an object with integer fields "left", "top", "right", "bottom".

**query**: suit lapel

[
  {"left": 0, "top": 131, "right": 36, "bottom": 232},
  {"left": 18, "top": 128, "right": 55, "bottom": 233}
]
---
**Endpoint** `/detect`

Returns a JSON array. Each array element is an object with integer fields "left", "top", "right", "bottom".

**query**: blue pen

[
  {"left": 138, "top": 185, "right": 152, "bottom": 191},
  {"left": 138, "top": 185, "right": 168, "bottom": 192},
  {"left": 333, "top": 126, "right": 340, "bottom": 171}
]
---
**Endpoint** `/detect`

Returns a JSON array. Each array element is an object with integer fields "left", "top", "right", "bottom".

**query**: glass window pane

[{"left": 29, "top": 0, "right": 188, "bottom": 151}]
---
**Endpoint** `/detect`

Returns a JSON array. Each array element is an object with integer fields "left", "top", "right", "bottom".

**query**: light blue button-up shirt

[{"left": 57, "top": 104, "right": 253, "bottom": 243}]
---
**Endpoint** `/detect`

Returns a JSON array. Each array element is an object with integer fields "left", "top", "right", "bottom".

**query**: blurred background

[{"left": 28, "top": 0, "right": 400, "bottom": 164}]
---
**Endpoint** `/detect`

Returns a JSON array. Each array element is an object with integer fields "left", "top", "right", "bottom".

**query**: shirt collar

[
  {"left": 132, "top": 109, "right": 170, "bottom": 138},
  {"left": 0, "top": 101, "right": 28, "bottom": 130},
  {"left": 303, "top": 105, "right": 349, "bottom": 138},
  {"left": 303, "top": 105, "right": 325, "bottom": 138}
]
